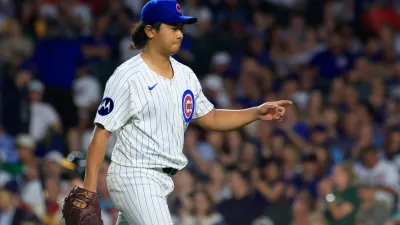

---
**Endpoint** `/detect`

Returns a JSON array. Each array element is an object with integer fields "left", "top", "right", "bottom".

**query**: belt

[{"left": 162, "top": 167, "right": 178, "bottom": 176}]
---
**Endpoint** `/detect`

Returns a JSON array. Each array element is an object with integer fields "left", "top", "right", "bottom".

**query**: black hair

[{"left": 130, "top": 21, "right": 162, "bottom": 50}]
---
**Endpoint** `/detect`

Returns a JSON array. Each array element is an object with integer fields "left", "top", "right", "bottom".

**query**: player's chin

[{"left": 170, "top": 45, "right": 181, "bottom": 54}]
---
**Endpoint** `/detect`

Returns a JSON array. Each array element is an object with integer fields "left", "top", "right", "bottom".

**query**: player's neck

[{"left": 141, "top": 46, "right": 172, "bottom": 74}]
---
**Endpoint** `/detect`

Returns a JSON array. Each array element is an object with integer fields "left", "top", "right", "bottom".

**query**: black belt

[{"left": 162, "top": 167, "right": 178, "bottom": 176}]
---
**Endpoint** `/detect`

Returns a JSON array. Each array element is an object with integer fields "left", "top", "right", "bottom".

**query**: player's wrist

[
  {"left": 83, "top": 181, "right": 97, "bottom": 193},
  {"left": 252, "top": 107, "right": 262, "bottom": 121}
]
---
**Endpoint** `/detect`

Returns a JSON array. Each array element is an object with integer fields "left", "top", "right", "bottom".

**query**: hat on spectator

[
  {"left": 45, "top": 150, "right": 64, "bottom": 164},
  {"left": 2, "top": 180, "right": 19, "bottom": 194},
  {"left": 141, "top": 0, "right": 197, "bottom": 24},
  {"left": 28, "top": 80, "right": 45, "bottom": 93},
  {"left": 45, "top": 150, "right": 76, "bottom": 170},
  {"left": 211, "top": 52, "right": 231, "bottom": 66},
  {"left": 15, "top": 134, "right": 35, "bottom": 149}
]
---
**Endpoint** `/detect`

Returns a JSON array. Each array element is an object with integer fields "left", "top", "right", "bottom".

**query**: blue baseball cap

[{"left": 140, "top": 0, "right": 197, "bottom": 24}]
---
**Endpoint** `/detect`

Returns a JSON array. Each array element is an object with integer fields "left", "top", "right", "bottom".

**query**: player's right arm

[
  {"left": 83, "top": 124, "right": 111, "bottom": 192},
  {"left": 81, "top": 68, "right": 138, "bottom": 193}
]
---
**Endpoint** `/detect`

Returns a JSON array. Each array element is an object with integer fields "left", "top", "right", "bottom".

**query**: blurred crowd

[{"left": 0, "top": 0, "right": 400, "bottom": 225}]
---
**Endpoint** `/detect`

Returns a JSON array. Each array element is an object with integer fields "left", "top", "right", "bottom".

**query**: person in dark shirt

[
  {"left": 30, "top": 19, "right": 81, "bottom": 152},
  {"left": 290, "top": 153, "right": 322, "bottom": 199},
  {"left": 0, "top": 67, "right": 31, "bottom": 136},
  {"left": 310, "top": 32, "right": 354, "bottom": 82},
  {"left": 0, "top": 180, "right": 39, "bottom": 225},
  {"left": 218, "top": 168, "right": 264, "bottom": 225}
]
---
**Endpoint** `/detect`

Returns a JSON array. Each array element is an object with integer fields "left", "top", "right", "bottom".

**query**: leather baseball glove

[{"left": 62, "top": 186, "right": 104, "bottom": 225}]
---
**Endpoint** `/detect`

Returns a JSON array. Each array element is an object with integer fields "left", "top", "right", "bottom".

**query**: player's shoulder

[{"left": 111, "top": 54, "right": 144, "bottom": 80}]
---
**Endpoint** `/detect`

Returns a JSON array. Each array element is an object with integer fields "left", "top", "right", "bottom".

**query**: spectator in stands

[
  {"left": 282, "top": 145, "right": 300, "bottom": 180},
  {"left": 41, "top": 151, "right": 65, "bottom": 180},
  {"left": 42, "top": 176, "right": 63, "bottom": 225},
  {"left": 72, "top": 61, "right": 101, "bottom": 133},
  {"left": 309, "top": 213, "right": 328, "bottom": 225},
  {"left": 237, "top": 140, "right": 258, "bottom": 173},
  {"left": 1, "top": 134, "right": 36, "bottom": 177},
  {"left": 355, "top": 180, "right": 392, "bottom": 225},
  {"left": 219, "top": 131, "right": 242, "bottom": 166},
  {"left": 325, "top": 163, "right": 360, "bottom": 225},
  {"left": 291, "top": 192, "right": 314, "bottom": 225},
  {"left": 205, "top": 161, "right": 231, "bottom": 203},
  {"left": 217, "top": 168, "right": 264, "bottom": 225},
  {"left": 0, "top": 67, "right": 32, "bottom": 136},
  {"left": 184, "top": 127, "right": 219, "bottom": 176},
  {"left": 252, "top": 157, "right": 292, "bottom": 205},
  {"left": 31, "top": 18, "right": 81, "bottom": 153},
  {"left": 0, "top": 18, "right": 33, "bottom": 64},
  {"left": 291, "top": 153, "right": 322, "bottom": 199},
  {"left": 252, "top": 157, "right": 293, "bottom": 225},
  {"left": 21, "top": 164, "right": 45, "bottom": 219},
  {"left": 180, "top": 190, "right": 224, "bottom": 225},
  {"left": 354, "top": 146, "right": 400, "bottom": 209},
  {"left": 384, "top": 126, "right": 400, "bottom": 171},
  {"left": 0, "top": 180, "right": 37, "bottom": 225},
  {"left": 81, "top": 13, "right": 113, "bottom": 65},
  {"left": 310, "top": 32, "right": 354, "bottom": 82},
  {"left": 315, "top": 145, "right": 334, "bottom": 177},
  {"left": 169, "top": 169, "right": 197, "bottom": 221},
  {"left": 386, "top": 59, "right": 400, "bottom": 100},
  {"left": 28, "top": 80, "right": 62, "bottom": 155},
  {"left": 0, "top": 126, "right": 18, "bottom": 164}
]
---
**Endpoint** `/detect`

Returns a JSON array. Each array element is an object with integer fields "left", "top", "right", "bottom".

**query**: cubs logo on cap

[
  {"left": 140, "top": 0, "right": 197, "bottom": 24},
  {"left": 176, "top": 3, "right": 182, "bottom": 13},
  {"left": 182, "top": 90, "right": 195, "bottom": 123}
]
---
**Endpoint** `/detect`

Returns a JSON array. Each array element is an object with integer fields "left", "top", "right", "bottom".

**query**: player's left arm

[
  {"left": 189, "top": 70, "right": 291, "bottom": 131},
  {"left": 195, "top": 101, "right": 291, "bottom": 131}
]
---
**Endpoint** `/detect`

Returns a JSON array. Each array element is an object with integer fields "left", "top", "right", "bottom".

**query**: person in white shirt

[
  {"left": 28, "top": 80, "right": 62, "bottom": 143},
  {"left": 354, "top": 146, "right": 400, "bottom": 210},
  {"left": 72, "top": 62, "right": 101, "bottom": 130}
]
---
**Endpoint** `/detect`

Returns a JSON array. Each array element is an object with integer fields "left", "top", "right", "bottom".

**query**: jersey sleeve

[
  {"left": 94, "top": 73, "right": 137, "bottom": 132},
  {"left": 192, "top": 72, "right": 214, "bottom": 119}
]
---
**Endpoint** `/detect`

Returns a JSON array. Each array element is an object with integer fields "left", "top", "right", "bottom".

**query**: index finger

[{"left": 274, "top": 100, "right": 293, "bottom": 106}]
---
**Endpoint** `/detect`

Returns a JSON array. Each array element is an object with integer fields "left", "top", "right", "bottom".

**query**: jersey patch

[
  {"left": 182, "top": 90, "right": 195, "bottom": 123},
  {"left": 98, "top": 97, "right": 114, "bottom": 116}
]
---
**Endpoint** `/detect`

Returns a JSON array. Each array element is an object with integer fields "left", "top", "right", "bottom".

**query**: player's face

[{"left": 154, "top": 23, "right": 184, "bottom": 55}]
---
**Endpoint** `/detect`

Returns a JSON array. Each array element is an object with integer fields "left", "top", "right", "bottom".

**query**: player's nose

[{"left": 176, "top": 30, "right": 183, "bottom": 39}]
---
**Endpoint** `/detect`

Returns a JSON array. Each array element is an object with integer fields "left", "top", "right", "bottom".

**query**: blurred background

[{"left": 0, "top": 0, "right": 400, "bottom": 225}]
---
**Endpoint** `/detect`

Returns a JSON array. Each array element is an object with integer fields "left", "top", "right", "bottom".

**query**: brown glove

[{"left": 62, "top": 186, "right": 104, "bottom": 225}]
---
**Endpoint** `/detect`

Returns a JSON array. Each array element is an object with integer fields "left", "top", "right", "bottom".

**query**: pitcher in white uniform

[{"left": 73, "top": 0, "right": 293, "bottom": 224}]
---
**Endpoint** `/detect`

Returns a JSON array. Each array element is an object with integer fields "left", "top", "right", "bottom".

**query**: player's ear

[{"left": 144, "top": 24, "right": 156, "bottom": 39}]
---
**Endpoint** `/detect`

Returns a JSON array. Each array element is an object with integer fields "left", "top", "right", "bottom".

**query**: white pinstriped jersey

[{"left": 94, "top": 54, "right": 214, "bottom": 170}]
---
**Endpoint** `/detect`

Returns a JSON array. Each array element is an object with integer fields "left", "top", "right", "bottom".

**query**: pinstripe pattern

[
  {"left": 94, "top": 54, "right": 214, "bottom": 170},
  {"left": 96, "top": 54, "right": 214, "bottom": 224},
  {"left": 107, "top": 168, "right": 174, "bottom": 225}
]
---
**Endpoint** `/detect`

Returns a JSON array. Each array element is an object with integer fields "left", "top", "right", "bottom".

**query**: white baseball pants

[{"left": 107, "top": 165, "right": 175, "bottom": 225}]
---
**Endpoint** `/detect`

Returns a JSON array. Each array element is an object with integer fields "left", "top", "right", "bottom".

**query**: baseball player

[{"left": 62, "top": 0, "right": 292, "bottom": 225}]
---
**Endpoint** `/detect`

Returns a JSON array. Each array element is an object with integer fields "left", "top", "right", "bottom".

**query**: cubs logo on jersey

[{"left": 182, "top": 90, "right": 195, "bottom": 123}]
